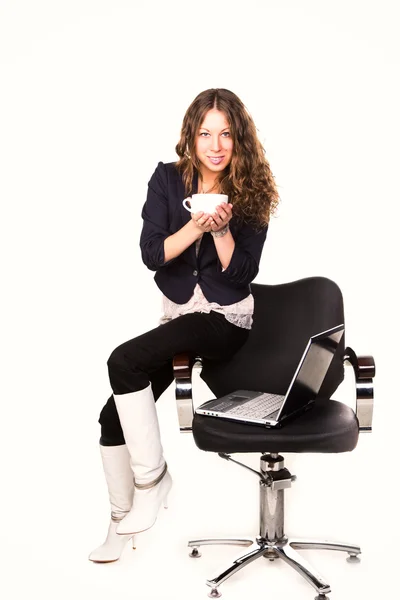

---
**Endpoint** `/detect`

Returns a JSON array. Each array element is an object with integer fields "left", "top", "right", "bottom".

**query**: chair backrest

[{"left": 201, "top": 277, "right": 345, "bottom": 400}]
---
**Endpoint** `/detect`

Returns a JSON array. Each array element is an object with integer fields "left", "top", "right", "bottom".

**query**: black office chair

[{"left": 173, "top": 277, "right": 375, "bottom": 599}]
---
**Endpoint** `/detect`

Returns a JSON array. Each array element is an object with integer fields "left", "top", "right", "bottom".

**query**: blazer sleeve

[
  {"left": 140, "top": 162, "right": 174, "bottom": 271},
  {"left": 220, "top": 221, "right": 268, "bottom": 287}
]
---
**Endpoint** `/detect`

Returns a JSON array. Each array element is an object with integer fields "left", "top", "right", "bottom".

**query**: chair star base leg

[
  {"left": 275, "top": 542, "right": 331, "bottom": 594},
  {"left": 290, "top": 538, "right": 361, "bottom": 561},
  {"left": 188, "top": 537, "right": 253, "bottom": 559}
]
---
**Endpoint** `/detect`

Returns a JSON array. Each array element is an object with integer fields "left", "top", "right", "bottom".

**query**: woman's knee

[
  {"left": 107, "top": 343, "right": 128, "bottom": 372},
  {"left": 107, "top": 337, "right": 147, "bottom": 371},
  {"left": 106, "top": 341, "right": 149, "bottom": 394},
  {"left": 107, "top": 345, "right": 129, "bottom": 392},
  {"left": 107, "top": 342, "right": 136, "bottom": 380}
]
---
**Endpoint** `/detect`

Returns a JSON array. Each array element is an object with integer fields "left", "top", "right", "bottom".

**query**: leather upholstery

[
  {"left": 192, "top": 400, "right": 359, "bottom": 454},
  {"left": 192, "top": 277, "right": 359, "bottom": 454}
]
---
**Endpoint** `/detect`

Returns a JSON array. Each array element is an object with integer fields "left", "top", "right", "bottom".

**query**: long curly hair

[{"left": 175, "top": 88, "right": 279, "bottom": 227}]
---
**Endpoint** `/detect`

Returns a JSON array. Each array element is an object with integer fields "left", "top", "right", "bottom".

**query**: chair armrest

[
  {"left": 172, "top": 353, "right": 202, "bottom": 433},
  {"left": 343, "top": 347, "right": 375, "bottom": 432}
]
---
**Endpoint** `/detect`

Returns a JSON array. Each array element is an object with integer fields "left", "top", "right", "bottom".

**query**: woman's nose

[{"left": 210, "top": 135, "right": 221, "bottom": 152}]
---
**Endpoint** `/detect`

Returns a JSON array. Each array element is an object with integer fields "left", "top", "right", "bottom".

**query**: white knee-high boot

[
  {"left": 113, "top": 383, "right": 172, "bottom": 535},
  {"left": 89, "top": 444, "right": 135, "bottom": 562}
]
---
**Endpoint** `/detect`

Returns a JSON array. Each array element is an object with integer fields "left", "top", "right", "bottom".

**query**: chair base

[
  {"left": 188, "top": 536, "right": 361, "bottom": 598},
  {"left": 188, "top": 454, "right": 361, "bottom": 598}
]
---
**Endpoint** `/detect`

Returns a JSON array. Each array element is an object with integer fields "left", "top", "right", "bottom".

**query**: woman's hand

[
  {"left": 191, "top": 211, "right": 213, "bottom": 233},
  {"left": 210, "top": 203, "right": 233, "bottom": 232}
]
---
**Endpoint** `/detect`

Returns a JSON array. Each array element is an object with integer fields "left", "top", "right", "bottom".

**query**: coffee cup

[{"left": 182, "top": 193, "right": 228, "bottom": 214}]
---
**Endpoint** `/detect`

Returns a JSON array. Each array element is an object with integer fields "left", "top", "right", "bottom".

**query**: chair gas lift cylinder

[{"left": 172, "top": 278, "right": 375, "bottom": 600}]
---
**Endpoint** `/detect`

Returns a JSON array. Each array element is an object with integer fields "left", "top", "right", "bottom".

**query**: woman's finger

[
  {"left": 217, "top": 203, "right": 232, "bottom": 220},
  {"left": 192, "top": 211, "right": 204, "bottom": 222},
  {"left": 199, "top": 212, "right": 211, "bottom": 225},
  {"left": 216, "top": 205, "right": 228, "bottom": 218},
  {"left": 197, "top": 214, "right": 213, "bottom": 230},
  {"left": 210, "top": 220, "right": 218, "bottom": 231},
  {"left": 193, "top": 212, "right": 207, "bottom": 225},
  {"left": 212, "top": 215, "right": 223, "bottom": 228}
]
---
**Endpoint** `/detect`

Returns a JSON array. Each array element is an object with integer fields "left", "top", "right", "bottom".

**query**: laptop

[{"left": 196, "top": 324, "right": 344, "bottom": 428}]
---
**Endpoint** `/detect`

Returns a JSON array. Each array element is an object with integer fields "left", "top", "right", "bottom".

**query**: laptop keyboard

[{"left": 227, "top": 393, "right": 284, "bottom": 419}]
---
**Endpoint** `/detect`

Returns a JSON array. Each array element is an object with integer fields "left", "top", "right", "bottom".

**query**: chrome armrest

[
  {"left": 172, "top": 354, "right": 202, "bottom": 433},
  {"left": 343, "top": 346, "right": 375, "bottom": 432}
]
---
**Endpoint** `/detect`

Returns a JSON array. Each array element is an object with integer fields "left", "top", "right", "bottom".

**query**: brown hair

[{"left": 175, "top": 88, "right": 279, "bottom": 227}]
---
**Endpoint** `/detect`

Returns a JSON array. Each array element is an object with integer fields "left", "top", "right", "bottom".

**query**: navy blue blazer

[{"left": 140, "top": 162, "right": 268, "bottom": 305}]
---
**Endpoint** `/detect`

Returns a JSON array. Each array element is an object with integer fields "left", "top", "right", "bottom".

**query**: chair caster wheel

[
  {"left": 189, "top": 547, "right": 201, "bottom": 558},
  {"left": 314, "top": 595, "right": 329, "bottom": 600},
  {"left": 346, "top": 552, "right": 361, "bottom": 563},
  {"left": 208, "top": 588, "right": 221, "bottom": 598}
]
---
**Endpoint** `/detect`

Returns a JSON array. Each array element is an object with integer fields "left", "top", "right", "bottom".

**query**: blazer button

[{"left": 193, "top": 270, "right": 198, "bottom": 276}]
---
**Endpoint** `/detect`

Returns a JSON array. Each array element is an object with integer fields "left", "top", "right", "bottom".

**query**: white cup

[{"left": 182, "top": 193, "right": 228, "bottom": 214}]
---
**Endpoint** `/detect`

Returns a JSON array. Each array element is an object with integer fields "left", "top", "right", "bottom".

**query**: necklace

[{"left": 200, "top": 180, "right": 219, "bottom": 194}]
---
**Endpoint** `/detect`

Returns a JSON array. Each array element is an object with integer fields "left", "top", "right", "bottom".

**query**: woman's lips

[{"left": 208, "top": 156, "right": 225, "bottom": 165}]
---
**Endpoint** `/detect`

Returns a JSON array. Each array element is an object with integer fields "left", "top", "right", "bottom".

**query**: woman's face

[{"left": 195, "top": 109, "right": 233, "bottom": 178}]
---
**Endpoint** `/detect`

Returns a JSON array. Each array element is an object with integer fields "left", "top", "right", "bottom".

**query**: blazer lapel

[
  {"left": 180, "top": 170, "right": 198, "bottom": 225},
  {"left": 179, "top": 169, "right": 198, "bottom": 263}
]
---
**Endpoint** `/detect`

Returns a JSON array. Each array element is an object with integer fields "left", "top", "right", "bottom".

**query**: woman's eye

[{"left": 199, "top": 132, "right": 230, "bottom": 137}]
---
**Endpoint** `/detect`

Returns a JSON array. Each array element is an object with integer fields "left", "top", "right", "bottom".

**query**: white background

[{"left": 1, "top": 1, "right": 399, "bottom": 599}]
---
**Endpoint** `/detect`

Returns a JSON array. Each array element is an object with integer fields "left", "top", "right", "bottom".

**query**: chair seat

[{"left": 192, "top": 399, "right": 359, "bottom": 454}]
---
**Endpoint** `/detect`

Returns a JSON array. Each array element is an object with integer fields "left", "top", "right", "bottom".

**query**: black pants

[{"left": 99, "top": 311, "right": 249, "bottom": 446}]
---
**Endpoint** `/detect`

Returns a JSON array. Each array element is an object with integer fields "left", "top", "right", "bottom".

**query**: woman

[{"left": 89, "top": 88, "right": 279, "bottom": 563}]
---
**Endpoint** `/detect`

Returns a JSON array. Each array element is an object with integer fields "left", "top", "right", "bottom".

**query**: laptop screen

[{"left": 277, "top": 326, "right": 344, "bottom": 421}]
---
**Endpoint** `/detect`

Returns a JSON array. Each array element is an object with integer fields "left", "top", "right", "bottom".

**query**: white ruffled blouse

[{"left": 159, "top": 237, "right": 254, "bottom": 330}]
